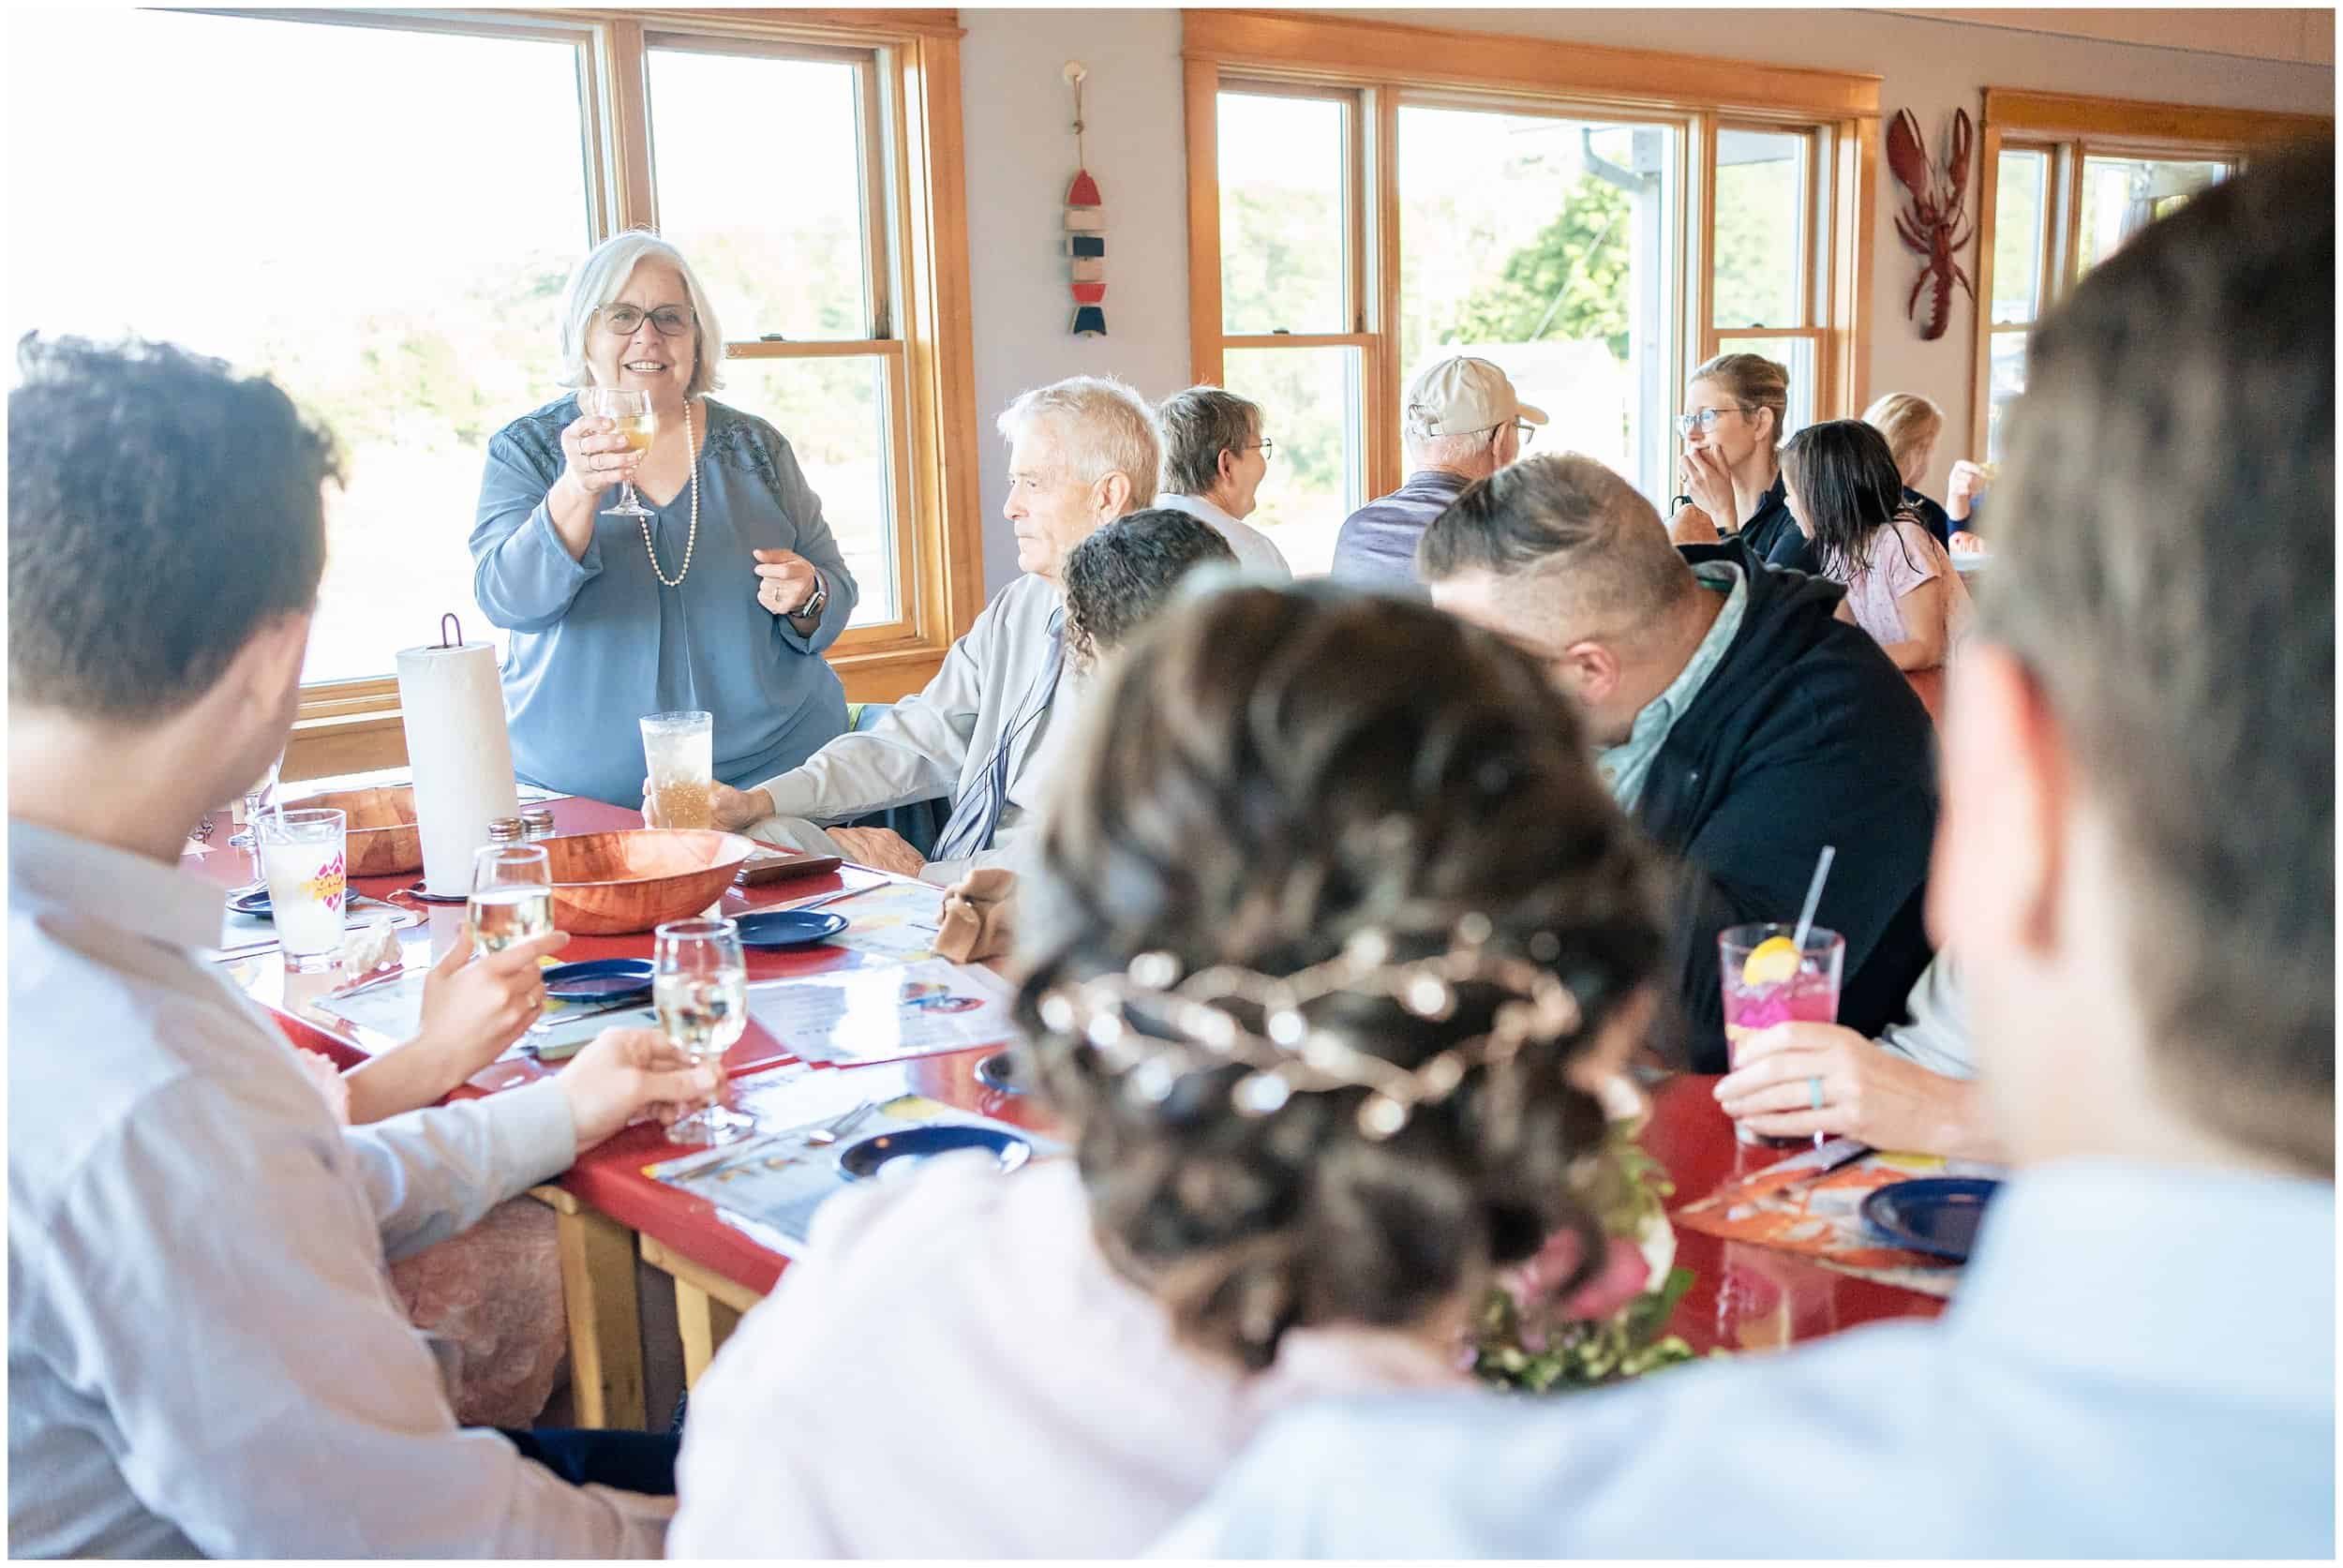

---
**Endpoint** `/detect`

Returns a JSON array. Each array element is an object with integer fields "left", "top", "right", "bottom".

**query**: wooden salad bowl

[
  {"left": 290, "top": 784, "right": 424, "bottom": 877},
  {"left": 542, "top": 829, "right": 759, "bottom": 935}
]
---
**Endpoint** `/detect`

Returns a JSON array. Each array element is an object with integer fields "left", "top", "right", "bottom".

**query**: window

[
  {"left": 10, "top": 7, "right": 979, "bottom": 777},
  {"left": 1971, "top": 91, "right": 2325, "bottom": 464},
  {"left": 9, "top": 8, "right": 592, "bottom": 685},
  {"left": 1186, "top": 10, "right": 1873, "bottom": 557}
]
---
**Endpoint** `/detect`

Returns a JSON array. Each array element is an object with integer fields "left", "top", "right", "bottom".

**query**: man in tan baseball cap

[{"left": 1331, "top": 355, "right": 1546, "bottom": 596}]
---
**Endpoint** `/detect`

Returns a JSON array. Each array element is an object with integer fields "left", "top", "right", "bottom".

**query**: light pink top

[
  {"left": 1834, "top": 515, "right": 1975, "bottom": 665},
  {"left": 669, "top": 1157, "right": 1470, "bottom": 1559}
]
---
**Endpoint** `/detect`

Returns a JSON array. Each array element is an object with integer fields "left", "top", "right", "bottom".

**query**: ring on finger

[{"left": 1808, "top": 1074, "right": 1825, "bottom": 1111}]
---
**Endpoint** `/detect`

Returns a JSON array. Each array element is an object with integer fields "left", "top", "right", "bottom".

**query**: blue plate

[
  {"left": 837, "top": 1124, "right": 1031, "bottom": 1181},
  {"left": 543, "top": 958, "right": 655, "bottom": 1003},
  {"left": 228, "top": 888, "right": 272, "bottom": 918},
  {"left": 974, "top": 1049, "right": 1028, "bottom": 1097},
  {"left": 1861, "top": 1176, "right": 2002, "bottom": 1262},
  {"left": 735, "top": 909, "right": 850, "bottom": 949}
]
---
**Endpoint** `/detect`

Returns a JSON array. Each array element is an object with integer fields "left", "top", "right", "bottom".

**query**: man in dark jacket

[{"left": 1421, "top": 453, "right": 1936, "bottom": 1070}]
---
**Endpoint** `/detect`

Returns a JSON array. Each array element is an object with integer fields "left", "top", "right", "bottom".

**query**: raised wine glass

[
  {"left": 578, "top": 385, "right": 657, "bottom": 519},
  {"left": 469, "top": 844, "right": 554, "bottom": 957},
  {"left": 653, "top": 917, "right": 756, "bottom": 1146}
]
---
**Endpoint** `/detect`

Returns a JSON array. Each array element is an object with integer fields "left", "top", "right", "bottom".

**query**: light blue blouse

[{"left": 471, "top": 395, "right": 857, "bottom": 806}]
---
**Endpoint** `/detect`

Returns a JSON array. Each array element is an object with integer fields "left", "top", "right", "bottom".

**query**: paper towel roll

[{"left": 396, "top": 640, "right": 520, "bottom": 896}]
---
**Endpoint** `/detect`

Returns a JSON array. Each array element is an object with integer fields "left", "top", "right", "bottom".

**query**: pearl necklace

[{"left": 641, "top": 401, "right": 699, "bottom": 589}]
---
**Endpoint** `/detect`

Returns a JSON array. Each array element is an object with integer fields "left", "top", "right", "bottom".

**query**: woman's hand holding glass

[
  {"left": 559, "top": 408, "right": 645, "bottom": 499},
  {"left": 554, "top": 1027, "right": 722, "bottom": 1155},
  {"left": 411, "top": 924, "right": 572, "bottom": 1083}
]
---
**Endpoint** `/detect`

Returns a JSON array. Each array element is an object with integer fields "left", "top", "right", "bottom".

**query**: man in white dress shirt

[
  {"left": 7, "top": 336, "right": 717, "bottom": 1558},
  {"left": 708, "top": 376, "right": 1160, "bottom": 884},
  {"left": 1153, "top": 385, "right": 1292, "bottom": 579},
  {"left": 1157, "top": 141, "right": 2334, "bottom": 1559}
]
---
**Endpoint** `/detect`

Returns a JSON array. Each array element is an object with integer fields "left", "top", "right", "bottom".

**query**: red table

[{"left": 193, "top": 794, "right": 1940, "bottom": 1419}]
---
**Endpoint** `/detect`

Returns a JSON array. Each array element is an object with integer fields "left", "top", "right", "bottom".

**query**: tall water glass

[
  {"left": 641, "top": 709, "right": 715, "bottom": 829},
  {"left": 653, "top": 917, "right": 755, "bottom": 1146},
  {"left": 470, "top": 844, "right": 554, "bottom": 956},
  {"left": 257, "top": 808, "right": 348, "bottom": 973},
  {"left": 1718, "top": 922, "right": 1844, "bottom": 1146}
]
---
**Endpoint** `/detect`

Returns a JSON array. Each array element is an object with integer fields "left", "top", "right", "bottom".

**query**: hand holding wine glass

[{"left": 576, "top": 386, "right": 657, "bottom": 518}]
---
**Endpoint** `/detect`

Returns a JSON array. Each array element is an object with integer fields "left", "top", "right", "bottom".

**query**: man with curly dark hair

[{"left": 1161, "top": 139, "right": 2336, "bottom": 1559}]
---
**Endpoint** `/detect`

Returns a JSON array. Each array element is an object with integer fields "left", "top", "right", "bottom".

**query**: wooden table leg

[
  {"left": 638, "top": 1233, "right": 764, "bottom": 1390},
  {"left": 531, "top": 1185, "right": 648, "bottom": 1430}
]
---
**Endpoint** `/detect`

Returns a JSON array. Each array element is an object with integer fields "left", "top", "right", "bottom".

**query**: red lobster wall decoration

[{"left": 1888, "top": 107, "right": 1976, "bottom": 340}]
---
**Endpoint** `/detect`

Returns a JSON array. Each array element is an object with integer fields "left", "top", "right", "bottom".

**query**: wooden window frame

[
  {"left": 201, "top": 7, "right": 980, "bottom": 781},
  {"left": 1969, "top": 89, "right": 2330, "bottom": 467},
  {"left": 1184, "top": 7, "right": 1877, "bottom": 512}
]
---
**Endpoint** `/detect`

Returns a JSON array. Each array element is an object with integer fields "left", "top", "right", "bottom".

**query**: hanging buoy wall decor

[{"left": 1063, "top": 61, "right": 1107, "bottom": 337}]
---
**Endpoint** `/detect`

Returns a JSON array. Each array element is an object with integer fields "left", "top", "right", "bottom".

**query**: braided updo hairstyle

[{"left": 1014, "top": 582, "right": 1664, "bottom": 1370}]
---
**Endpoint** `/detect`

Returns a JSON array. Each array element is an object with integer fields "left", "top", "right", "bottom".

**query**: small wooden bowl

[
  {"left": 542, "top": 829, "right": 759, "bottom": 936},
  {"left": 291, "top": 784, "right": 423, "bottom": 877}
]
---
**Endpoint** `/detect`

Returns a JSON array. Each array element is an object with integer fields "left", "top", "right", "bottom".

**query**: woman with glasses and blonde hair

[
  {"left": 1667, "top": 351, "right": 1815, "bottom": 574},
  {"left": 470, "top": 231, "right": 858, "bottom": 807},
  {"left": 1860, "top": 392, "right": 1956, "bottom": 546}
]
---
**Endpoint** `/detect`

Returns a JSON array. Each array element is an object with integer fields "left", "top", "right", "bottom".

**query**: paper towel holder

[{"left": 438, "top": 612, "right": 464, "bottom": 649}]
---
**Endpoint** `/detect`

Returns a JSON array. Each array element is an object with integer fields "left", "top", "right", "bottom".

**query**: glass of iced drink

[
  {"left": 256, "top": 808, "right": 348, "bottom": 973},
  {"left": 653, "top": 917, "right": 754, "bottom": 1146},
  {"left": 641, "top": 709, "right": 715, "bottom": 830},
  {"left": 1718, "top": 923, "right": 1844, "bottom": 1145}
]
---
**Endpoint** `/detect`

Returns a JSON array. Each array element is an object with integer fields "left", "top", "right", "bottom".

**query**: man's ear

[
  {"left": 1930, "top": 644, "right": 2071, "bottom": 959},
  {"left": 1216, "top": 448, "right": 1240, "bottom": 488},
  {"left": 1096, "top": 470, "right": 1134, "bottom": 519},
  {"left": 221, "top": 610, "right": 311, "bottom": 711},
  {"left": 1561, "top": 638, "right": 1621, "bottom": 705}
]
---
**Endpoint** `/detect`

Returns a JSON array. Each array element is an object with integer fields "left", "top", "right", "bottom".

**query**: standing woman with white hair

[{"left": 471, "top": 231, "right": 857, "bottom": 806}]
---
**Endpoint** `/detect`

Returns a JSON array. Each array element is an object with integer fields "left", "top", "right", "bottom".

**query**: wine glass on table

[
  {"left": 228, "top": 753, "right": 285, "bottom": 893},
  {"left": 469, "top": 844, "right": 554, "bottom": 955},
  {"left": 578, "top": 386, "right": 657, "bottom": 518},
  {"left": 653, "top": 917, "right": 756, "bottom": 1146}
]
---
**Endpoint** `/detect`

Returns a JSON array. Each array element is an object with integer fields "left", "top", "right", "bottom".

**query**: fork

[{"left": 801, "top": 1099, "right": 879, "bottom": 1147}]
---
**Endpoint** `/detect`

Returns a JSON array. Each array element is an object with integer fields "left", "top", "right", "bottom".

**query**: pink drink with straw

[{"left": 1718, "top": 923, "right": 1844, "bottom": 1144}]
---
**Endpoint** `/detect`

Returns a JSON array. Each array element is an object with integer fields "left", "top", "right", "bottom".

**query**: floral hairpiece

[{"left": 1035, "top": 913, "right": 1584, "bottom": 1140}]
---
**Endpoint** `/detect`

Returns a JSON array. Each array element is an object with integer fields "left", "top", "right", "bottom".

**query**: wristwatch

[{"left": 793, "top": 572, "right": 828, "bottom": 620}]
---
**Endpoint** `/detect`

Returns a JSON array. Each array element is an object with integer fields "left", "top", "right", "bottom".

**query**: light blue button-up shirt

[
  {"left": 1156, "top": 1158, "right": 2336, "bottom": 1558},
  {"left": 7, "top": 820, "right": 670, "bottom": 1557},
  {"left": 1597, "top": 560, "right": 1747, "bottom": 811}
]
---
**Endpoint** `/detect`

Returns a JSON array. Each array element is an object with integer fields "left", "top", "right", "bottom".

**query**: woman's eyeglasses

[
  {"left": 1676, "top": 406, "right": 1752, "bottom": 437},
  {"left": 600, "top": 305, "right": 695, "bottom": 337}
]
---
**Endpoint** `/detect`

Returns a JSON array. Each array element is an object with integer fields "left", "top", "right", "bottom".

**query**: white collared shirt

[
  {"left": 1153, "top": 1158, "right": 2336, "bottom": 1558},
  {"left": 1155, "top": 493, "right": 1295, "bottom": 581},
  {"left": 750, "top": 573, "right": 1086, "bottom": 884},
  {"left": 7, "top": 819, "right": 672, "bottom": 1558}
]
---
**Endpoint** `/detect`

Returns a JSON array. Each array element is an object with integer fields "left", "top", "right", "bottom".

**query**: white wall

[{"left": 956, "top": 7, "right": 2333, "bottom": 595}]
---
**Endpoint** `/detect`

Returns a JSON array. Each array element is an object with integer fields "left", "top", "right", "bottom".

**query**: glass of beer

[
  {"left": 653, "top": 917, "right": 755, "bottom": 1146},
  {"left": 578, "top": 386, "right": 656, "bottom": 518},
  {"left": 641, "top": 709, "right": 715, "bottom": 830},
  {"left": 469, "top": 844, "right": 554, "bottom": 956},
  {"left": 257, "top": 808, "right": 349, "bottom": 972}
]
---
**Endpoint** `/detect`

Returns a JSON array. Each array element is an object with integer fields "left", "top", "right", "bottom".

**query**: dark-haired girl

[
  {"left": 1781, "top": 419, "right": 1973, "bottom": 672},
  {"left": 671, "top": 584, "right": 1665, "bottom": 1557}
]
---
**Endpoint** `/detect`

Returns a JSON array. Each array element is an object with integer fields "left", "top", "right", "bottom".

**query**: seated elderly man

[
  {"left": 1331, "top": 355, "right": 1543, "bottom": 597},
  {"left": 1152, "top": 386, "right": 1291, "bottom": 580},
  {"left": 1158, "top": 139, "right": 2336, "bottom": 1560},
  {"left": 702, "top": 376, "right": 1157, "bottom": 883},
  {"left": 1419, "top": 451, "right": 1937, "bottom": 1070},
  {"left": 8, "top": 337, "right": 716, "bottom": 1558}
]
